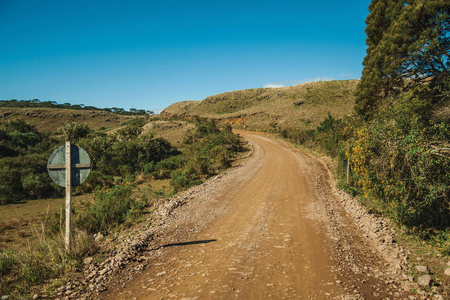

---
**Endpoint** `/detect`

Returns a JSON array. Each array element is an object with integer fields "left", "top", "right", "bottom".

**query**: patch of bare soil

[{"left": 57, "top": 132, "right": 446, "bottom": 300}]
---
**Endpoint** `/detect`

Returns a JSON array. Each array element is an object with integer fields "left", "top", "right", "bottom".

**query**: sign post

[
  {"left": 48, "top": 143, "right": 91, "bottom": 251},
  {"left": 65, "top": 141, "right": 72, "bottom": 250}
]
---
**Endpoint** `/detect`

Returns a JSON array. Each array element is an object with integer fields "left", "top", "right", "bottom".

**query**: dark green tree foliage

[
  {"left": 78, "top": 124, "right": 179, "bottom": 179},
  {"left": 0, "top": 120, "right": 58, "bottom": 204},
  {"left": 0, "top": 154, "right": 56, "bottom": 204},
  {"left": 193, "top": 118, "right": 220, "bottom": 137},
  {"left": 0, "top": 120, "right": 42, "bottom": 157},
  {"left": 56, "top": 121, "right": 91, "bottom": 142},
  {"left": 395, "top": 1, "right": 450, "bottom": 92},
  {"left": 355, "top": 0, "right": 403, "bottom": 116},
  {"left": 317, "top": 112, "right": 337, "bottom": 133},
  {"left": 355, "top": 0, "right": 450, "bottom": 117}
]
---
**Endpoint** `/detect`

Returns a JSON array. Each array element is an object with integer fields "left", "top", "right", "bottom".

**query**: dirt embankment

[{"left": 59, "top": 131, "right": 445, "bottom": 299}]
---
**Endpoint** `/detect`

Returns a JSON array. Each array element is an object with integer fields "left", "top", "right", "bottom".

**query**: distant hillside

[
  {"left": 162, "top": 80, "right": 359, "bottom": 131},
  {"left": 0, "top": 107, "right": 139, "bottom": 132}
]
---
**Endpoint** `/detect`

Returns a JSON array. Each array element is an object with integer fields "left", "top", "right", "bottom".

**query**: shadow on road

[{"left": 150, "top": 239, "right": 217, "bottom": 251}]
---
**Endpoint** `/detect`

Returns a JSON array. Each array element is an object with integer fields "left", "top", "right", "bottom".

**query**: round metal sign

[{"left": 47, "top": 145, "right": 91, "bottom": 187}]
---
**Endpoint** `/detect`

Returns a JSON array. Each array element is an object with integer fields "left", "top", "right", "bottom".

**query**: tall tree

[
  {"left": 355, "top": 0, "right": 450, "bottom": 117},
  {"left": 394, "top": 0, "right": 450, "bottom": 95},
  {"left": 355, "top": 0, "right": 404, "bottom": 116}
]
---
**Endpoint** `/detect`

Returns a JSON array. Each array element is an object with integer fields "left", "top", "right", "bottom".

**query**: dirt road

[{"left": 98, "top": 132, "right": 412, "bottom": 299}]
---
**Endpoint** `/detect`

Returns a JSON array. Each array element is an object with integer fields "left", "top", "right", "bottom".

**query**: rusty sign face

[{"left": 47, "top": 145, "right": 91, "bottom": 187}]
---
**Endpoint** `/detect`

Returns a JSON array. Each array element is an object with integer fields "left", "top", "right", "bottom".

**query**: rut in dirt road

[{"left": 98, "top": 132, "right": 411, "bottom": 299}]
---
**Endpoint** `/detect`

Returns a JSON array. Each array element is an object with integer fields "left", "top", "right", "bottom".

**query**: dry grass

[
  {"left": 162, "top": 80, "right": 359, "bottom": 131},
  {"left": 432, "top": 98, "right": 450, "bottom": 122},
  {"left": 0, "top": 194, "right": 93, "bottom": 251},
  {"left": 0, "top": 107, "right": 139, "bottom": 132},
  {"left": 142, "top": 119, "right": 195, "bottom": 146}
]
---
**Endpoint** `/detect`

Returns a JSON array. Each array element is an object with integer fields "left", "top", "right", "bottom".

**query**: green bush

[
  {"left": 56, "top": 121, "right": 91, "bottom": 142},
  {"left": 170, "top": 170, "right": 201, "bottom": 192},
  {"left": 317, "top": 112, "right": 337, "bottom": 133},
  {"left": 0, "top": 154, "right": 60, "bottom": 203},
  {"left": 76, "top": 186, "right": 146, "bottom": 233},
  {"left": 345, "top": 111, "right": 450, "bottom": 228},
  {"left": 75, "top": 170, "right": 113, "bottom": 194},
  {"left": 193, "top": 118, "right": 220, "bottom": 138},
  {"left": 0, "top": 164, "right": 23, "bottom": 204},
  {"left": 0, "top": 120, "right": 43, "bottom": 157},
  {"left": 21, "top": 173, "right": 53, "bottom": 199},
  {"left": 168, "top": 120, "right": 245, "bottom": 192},
  {"left": 148, "top": 155, "right": 186, "bottom": 179},
  {"left": 281, "top": 128, "right": 316, "bottom": 145}
]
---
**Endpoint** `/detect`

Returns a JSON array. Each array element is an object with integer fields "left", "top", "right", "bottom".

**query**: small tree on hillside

[{"left": 56, "top": 121, "right": 92, "bottom": 142}]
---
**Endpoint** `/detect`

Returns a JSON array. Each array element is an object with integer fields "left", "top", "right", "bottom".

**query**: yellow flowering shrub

[{"left": 344, "top": 111, "right": 449, "bottom": 228}]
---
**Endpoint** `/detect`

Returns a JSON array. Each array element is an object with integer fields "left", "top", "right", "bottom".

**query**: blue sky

[{"left": 0, "top": 0, "right": 370, "bottom": 112}]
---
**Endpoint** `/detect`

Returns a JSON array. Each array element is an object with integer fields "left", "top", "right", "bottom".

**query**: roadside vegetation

[
  {"left": 279, "top": 0, "right": 450, "bottom": 256},
  {"left": 0, "top": 116, "right": 245, "bottom": 298}
]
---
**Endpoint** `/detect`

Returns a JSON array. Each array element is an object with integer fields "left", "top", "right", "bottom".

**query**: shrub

[
  {"left": 168, "top": 120, "right": 245, "bottom": 192},
  {"left": 76, "top": 186, "right": 146, "bottom": 233},
  {"left": 116, "top": 124, "right": 143, "bottom": 141},
  {"left": 75, "top": 170, "right": 113, "bottom": 194},
  {"left": 0, "top": 120, "right": 42, "bottom": 156},
  {"left": 0, "top": 164, "right": 23, "bottom": 204},
  {"left": 149, "top": 155, "right": 186, "bottom": 179},
  {"left": 170, "top": 170, "right": 201, "bottom": 192},
  {"left": 345, "top": 112, "right": 450, "bottom": 228},
  {"left": 56, "top": 121, "right": 91, "bottom": 142},
  {"left": 193, "top": 118, "right": 220, "bottom": 138},
  {"left": 281, "top": 128, "right": 316, "bottom": 145},
  {"left": 317, "top": 112, "right": 337, "bottom": 133}
]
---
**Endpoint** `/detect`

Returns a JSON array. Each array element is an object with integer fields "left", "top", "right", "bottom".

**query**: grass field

[
  {"left": 0, "top": 178, "right": 173, "bottom": 252},
  {"left": 0, "top": 195, "right": 89, "bottom": 251}
]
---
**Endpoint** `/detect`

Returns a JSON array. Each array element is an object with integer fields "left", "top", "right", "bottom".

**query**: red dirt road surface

[{"left": 97, "top": 132, "right": 412, "bottom": 299}]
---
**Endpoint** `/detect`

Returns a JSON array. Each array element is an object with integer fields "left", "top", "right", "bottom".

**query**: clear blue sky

[{"left": 0, "top": 0, "right": 370, "bottom": 113}]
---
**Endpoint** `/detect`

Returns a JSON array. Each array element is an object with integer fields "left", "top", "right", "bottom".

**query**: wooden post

[
  {"left": 347, "top": 161, "right": 350, "bottom": 184},
  {"left": 65, "top": 141, "right": 71, "bottom": 251}
]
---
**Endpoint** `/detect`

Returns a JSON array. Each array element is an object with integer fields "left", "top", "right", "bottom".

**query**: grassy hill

[
  {"left": 162, "top": 80, "right": 359, "bottom": 131},
  {"left": 0, "top": 107, "right": 138, "bottom": 133}
]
